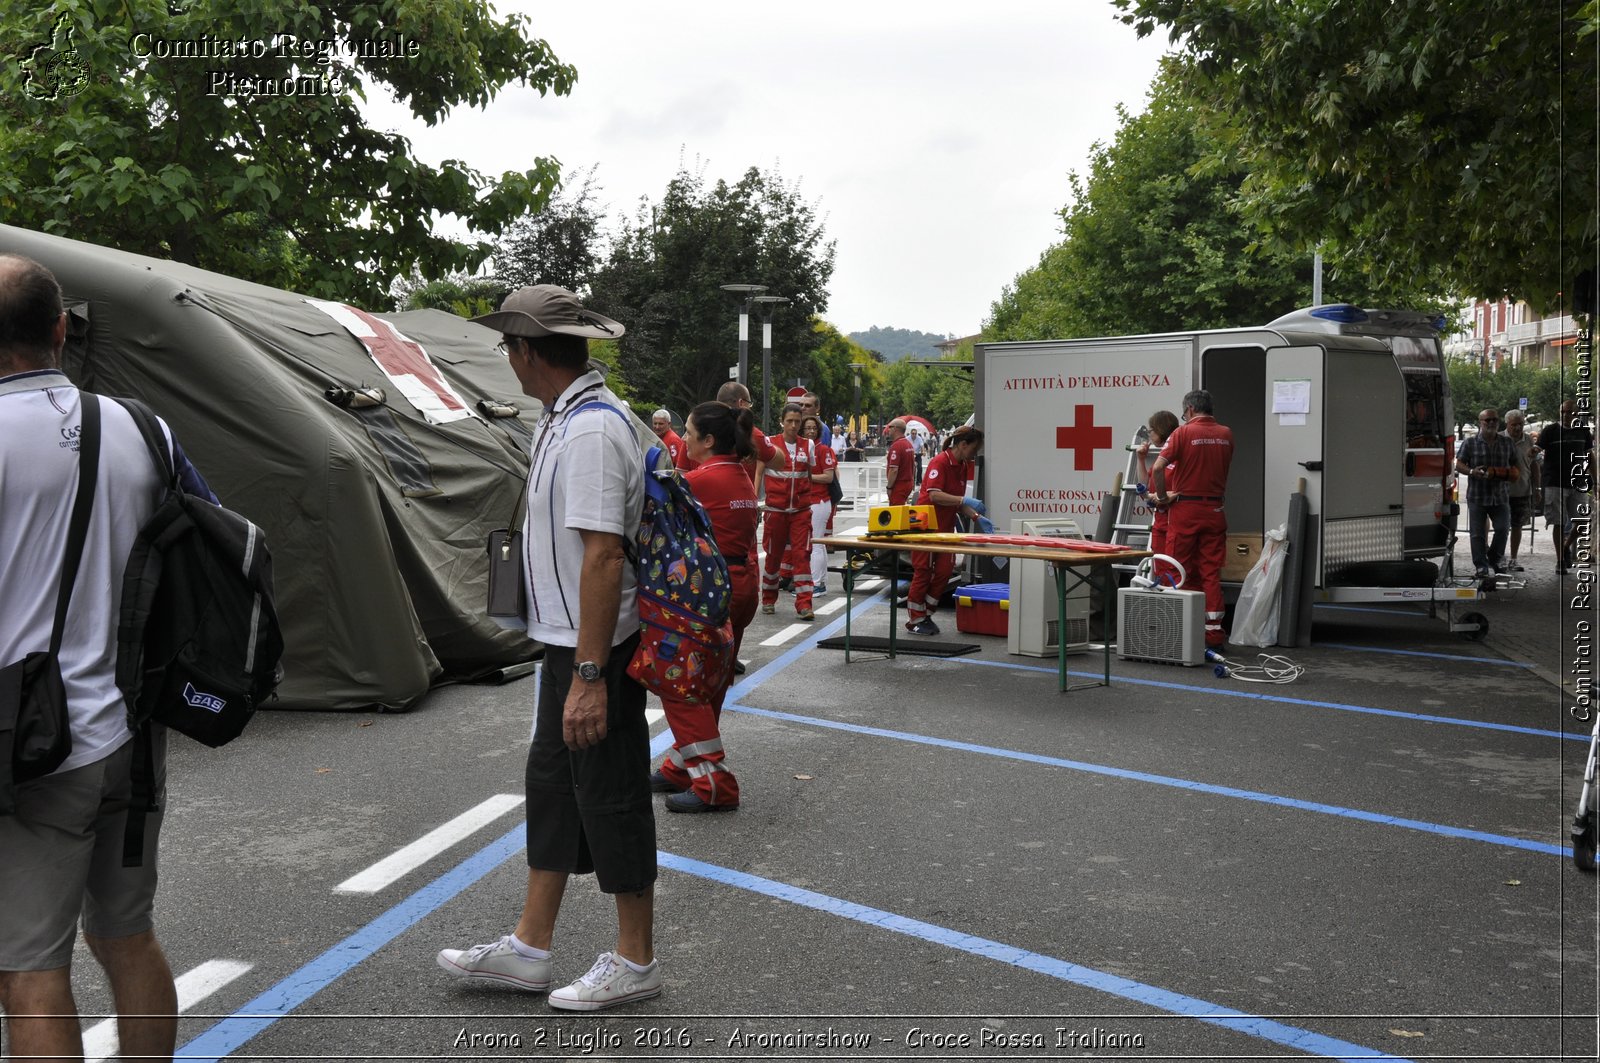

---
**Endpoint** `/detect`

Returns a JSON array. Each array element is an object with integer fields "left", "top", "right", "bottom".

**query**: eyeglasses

[{"left": 496, "top": 339, "right": 520, "bottom": 357}]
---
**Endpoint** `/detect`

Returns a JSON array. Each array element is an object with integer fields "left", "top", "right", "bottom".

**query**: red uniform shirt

[
  {"left": 809, "top": 443, "right": 837, "bottom": 505},
  {"left": 740, "top": 426, "right": 778, "bottom": 489},
  {"left": 686, "top": 455, "right": 760, "bottom": 565},
  {"left": 886, "top": 435, "right": 916, "bottom": 504},
  {"left": 916, "top": 449, "right": 975, "bottom": 531},
  {"left": 659, "top": 429, "right": 686, "bottom": 468},
  {"left": 763, "top": 435, "right": 814, "bottom": 512},
  {"left": 1158, "top": 414, "right": 1233, "bottom": 498}
]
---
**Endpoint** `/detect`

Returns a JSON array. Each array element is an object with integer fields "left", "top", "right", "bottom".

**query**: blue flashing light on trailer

[{"left": 1309, "top": 304, "right": 1371, "bottom": 324}]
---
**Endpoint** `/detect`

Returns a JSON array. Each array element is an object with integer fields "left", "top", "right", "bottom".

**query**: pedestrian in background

[
  {"left": 799, "top": 414, "right": 838, "bottom": 595},
  {"left": 1455, "top": 407, "right": 1517, "bottom": 579},
  {"left": 1538, "top": 399, "right": 1595, "bottom": 574},
  {"left": 1503, "top": 409, "right": 1539, "bottom": 572},
  {"left": 651, "top": 409, "right": 687, "bottom": 469},
  {"left": 760, "top": 403, "right": 816, "bottom": 621},
  {"left": 884, "top": 418, "right": 916, "bottom": 506}
]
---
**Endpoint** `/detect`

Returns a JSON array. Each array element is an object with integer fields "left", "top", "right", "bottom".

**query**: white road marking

[
  {"left": 334, "top": 793, "right": 525, "bottom": 894},
  {"left": 816, "top": 597, "right": 848, "bottom": 615},
  {"left": 646, "top": 706, "right": 665, "bottom": 727},
  {"left": 83, "top": 959, "right": 253, "bottom": 1062},
  {"left": 759, "top": 623, "right": 812, "bottom": 646}
]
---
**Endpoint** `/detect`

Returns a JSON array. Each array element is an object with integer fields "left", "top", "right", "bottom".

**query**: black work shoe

[
  {"left": 733, "top": 659, "right": 747, "bottom": 675},
  {"left": 905, "top": 617, "right": 940, "bottom": 636},
  {"left": 649, "top": 770, "right": 685, "bottom": 794},
  {"left": 665, "top": 790, "right": 737, "bottom": 814}
]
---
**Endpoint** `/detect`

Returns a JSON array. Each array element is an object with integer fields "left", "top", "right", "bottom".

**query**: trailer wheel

[
  {"left": 1574, "top": 810, "right": 1597, "bottom": 872},
  {"left": 1459, "top": 611, "right": 1489, "bottom": 641},
  {"left": 1336, "top": 560, "right": 1440, "bottom": 587}
]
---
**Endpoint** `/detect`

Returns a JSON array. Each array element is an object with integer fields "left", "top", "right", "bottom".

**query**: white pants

[{"left": 809, "top": 500, "right": 833, "bottom": 588}]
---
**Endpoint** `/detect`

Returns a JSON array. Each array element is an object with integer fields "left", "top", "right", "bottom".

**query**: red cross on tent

[{"left": 1055, "top": 404, "right": 1113, "bottom": 471}]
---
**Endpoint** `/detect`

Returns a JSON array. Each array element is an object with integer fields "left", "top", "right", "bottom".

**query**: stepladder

[{"left": 1109, "top": 425, "right": 1156, "bottom": 577}]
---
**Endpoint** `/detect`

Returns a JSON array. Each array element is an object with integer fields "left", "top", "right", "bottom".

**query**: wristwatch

[{"left": 574, "top": 660, "right": 603, "bottom": 683}]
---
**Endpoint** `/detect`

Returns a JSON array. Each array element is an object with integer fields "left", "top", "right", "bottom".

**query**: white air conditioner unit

[
  {"left": 1008, "top": 518, "right": 1091, "bottom": 658},
  {"left": 1117, "top": 587, "right": 1205, "bottom": 666}
]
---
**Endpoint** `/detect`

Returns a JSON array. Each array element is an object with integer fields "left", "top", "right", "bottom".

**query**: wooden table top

[{"left": 813, "top": 534, "right": 1150, "bottom": 566}]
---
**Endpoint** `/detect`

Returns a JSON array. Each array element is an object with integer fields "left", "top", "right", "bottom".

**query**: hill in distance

[{"left": 847, "top": 325, "right": 952, "bottom": 362}]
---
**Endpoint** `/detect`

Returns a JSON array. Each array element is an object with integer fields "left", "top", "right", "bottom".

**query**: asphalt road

[{"left": 54, "top": 533, "right": 1599, "bottom": 1063}]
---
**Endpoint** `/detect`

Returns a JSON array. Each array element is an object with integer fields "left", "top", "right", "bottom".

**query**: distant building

[{"left": 1444, "top": 297, "right": 1579, "bottom": 370}]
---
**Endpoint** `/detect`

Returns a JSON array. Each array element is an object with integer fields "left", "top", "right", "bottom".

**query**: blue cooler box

[{"left": 955, "top": 583, "right": 1010, "bottom": 637}]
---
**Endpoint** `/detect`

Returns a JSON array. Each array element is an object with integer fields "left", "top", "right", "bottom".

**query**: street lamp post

[
  {"left": 749, "top": 294, "right": 789, "bottom": 431},
  {"left": 719, "top": 283, "right": 767, "bottom": 388}
]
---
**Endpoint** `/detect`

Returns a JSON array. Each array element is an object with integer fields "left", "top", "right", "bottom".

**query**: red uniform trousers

[
  {"left": 1148, "top": 512, "right": 1178, "bottom": 586},
  {"left": 761, "top": 507, "right": 813, "bottom": 611},
  {"left": 657, "top": 563, "right": 755, "bottom": 807},
  {"left": 1165, "top": 499, "right": 1228, "bottom": 646},
  {"left": 906, "top": 549, "right": 956, "bottom": 622}
]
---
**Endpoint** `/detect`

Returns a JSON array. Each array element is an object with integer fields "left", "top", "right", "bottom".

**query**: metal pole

[
  {"left": 761, "top": 314, "right": 774, "bottom": 431},
  {"left": 737, "top": 304, "right": 750, "bottom": 387},
  {"left": 1312, "top": 250, "right": 1323, "bottom": 307}
]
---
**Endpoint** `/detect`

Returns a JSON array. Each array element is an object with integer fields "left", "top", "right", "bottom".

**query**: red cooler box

[{"left": 955, "top": 583, "right": 1009, "bottom": 636}]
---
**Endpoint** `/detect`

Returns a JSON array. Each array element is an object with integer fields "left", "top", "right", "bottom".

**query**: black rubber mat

[{"left": 815, "top": 636, "right": 979, "bottom": 658}]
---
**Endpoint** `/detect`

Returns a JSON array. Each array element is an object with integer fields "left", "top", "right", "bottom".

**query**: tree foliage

[
  {"left": 588, "top": 164, "right": 836, "bottom": 422},
  {"left": 806, "top": 320, "right": 886, "bottom": 424},
  {"left": 0, "top": 1, "right": 575, "bottom": 305},
  {"left": 1446, "top": 360, "right": 1576, "bottom": 432},
  {"left": 494, "top": 165, "right": 606, "bottom": 294},
  {"left": 1114, "top": 0, "right": 1596, "bottom": 313},
  {"left": 986, "top": 63, "right": 1449, "bottom": 344},
  {"left": 391, "top": 271, "right": 506, "bottom": 317},
  {"left": 846, "top": 325, "right": 952, "bottom": 362}
]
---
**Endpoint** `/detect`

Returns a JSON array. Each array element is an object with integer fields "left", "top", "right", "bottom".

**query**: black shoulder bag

[{"left": 0, "top": 394, "right": 101, "bottom": 813}]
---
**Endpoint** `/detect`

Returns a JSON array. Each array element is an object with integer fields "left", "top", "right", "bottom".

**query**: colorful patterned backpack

[
  {"left": 570, "top": 401, "right": 735, "bottom": 704},
  {"left": 625, "top": 444, "right": 734, "bottom": 703}
]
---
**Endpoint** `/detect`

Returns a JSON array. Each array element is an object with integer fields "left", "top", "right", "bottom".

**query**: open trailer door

[{"left": 1262, "top": 345, "right": 1326, "bottom": 581}]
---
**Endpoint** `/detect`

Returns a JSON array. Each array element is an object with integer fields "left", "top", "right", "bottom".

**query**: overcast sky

[{"left": 367, "top": 2, "right": 1169, "bottom": 337}]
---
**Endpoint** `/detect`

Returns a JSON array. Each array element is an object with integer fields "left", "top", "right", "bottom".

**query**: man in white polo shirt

[
  {"left": 436, "top": 285, "right": 661, "bottom": 1012},
  {"left": 0, "top": 254, "right": 215, "bottom": 1060}
]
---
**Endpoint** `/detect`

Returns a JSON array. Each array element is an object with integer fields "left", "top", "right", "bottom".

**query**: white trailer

[{"left": 974, "top": 306, "right": 1480, "bottom": 632}]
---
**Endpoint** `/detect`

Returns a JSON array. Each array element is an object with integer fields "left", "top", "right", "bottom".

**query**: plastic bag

[{"left": 1230, "top": 524, "right": 1288, "bottom": 647}]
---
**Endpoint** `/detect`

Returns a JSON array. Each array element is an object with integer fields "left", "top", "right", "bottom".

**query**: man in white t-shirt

[
  {"left": 437, "top": 285, "right": 662, "bottom": 1012},
  {"left": 0, "top": 254, "right": 215, "bottom": 1060}
]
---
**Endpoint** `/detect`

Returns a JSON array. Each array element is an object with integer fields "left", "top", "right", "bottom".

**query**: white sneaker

[
  {"left": 437, "top": 935, "right": 553, "bottom": 991},
  {"left": 548, "top": 951, "right": 662, "bottom": 1012}
]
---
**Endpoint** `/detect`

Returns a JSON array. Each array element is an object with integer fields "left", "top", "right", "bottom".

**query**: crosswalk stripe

[
  {"left": 334, "top": 794, "right": 524, "bottom": 894},
  {"left": 83, "top": 959, "right": 253, "bottom": 1063},
  {"left": 759, "top": 623, "right": 813, "bottom": 646}
]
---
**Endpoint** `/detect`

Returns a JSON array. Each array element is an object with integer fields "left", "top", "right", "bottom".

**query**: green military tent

[{"left": 0, "top": 223, "right": 649, "bottom": 710}]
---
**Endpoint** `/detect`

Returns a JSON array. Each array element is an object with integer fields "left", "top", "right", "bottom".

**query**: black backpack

[{"left": 114, "top": 399, "right": 284, "bottom": 864}]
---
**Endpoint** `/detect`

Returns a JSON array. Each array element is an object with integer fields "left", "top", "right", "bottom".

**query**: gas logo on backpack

[{"left": 182, "top": 683, "right": 227, "bottom": 714}]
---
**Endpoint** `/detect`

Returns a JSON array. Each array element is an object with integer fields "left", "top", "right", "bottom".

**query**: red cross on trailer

[{"left": 1055, "top": 404, "right": 1113, "bottom": 471}]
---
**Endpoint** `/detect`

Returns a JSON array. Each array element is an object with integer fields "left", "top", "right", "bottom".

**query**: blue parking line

[
  {"left": 949, "top": 655, "right": 1584, "bottom": 743},
  {"left": 1318, "top": 642, "right": 1531, "bottom": 667},
  {"left": 725, "top": 701, "right": 1568, "bottom": 858},
  {"left": 660, "top": 851, "right": 1413, "bottom": 1063},
  {"left": 176, "top": 821, "right": 1411, "bottom": 1063},
  {"left": 176, "top": 823, "right": 527, "bottom": 1062}
]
